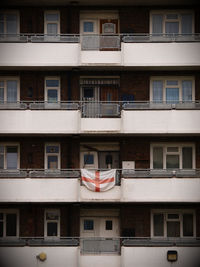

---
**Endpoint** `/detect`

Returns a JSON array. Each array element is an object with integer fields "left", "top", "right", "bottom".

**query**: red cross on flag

[{"left": 81, "top": 169, "right": 116, "bottom": 192}]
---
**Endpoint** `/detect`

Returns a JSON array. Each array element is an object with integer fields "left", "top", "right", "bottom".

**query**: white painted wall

[
  {"left": 80, "top": 51, "right": 121, "bottom": 65},
  {"left": 121, "top": 247, "right": 200, "bottom": 267},
  {"left": 121, "top": 178, "right": 200, "bottom": 202},
  {"left": 0, "top": 43, "right": 79, "bottom": 66},
  {"left": 0, "top": 179, "right": 79, "bottom": 202},
  {"left": 0, "top": 110, "right": 80, "bottom": 134},
  {"left": 79, "top": 253, "right": 121, "bottom": 267},
  {"left": 122, "top": 110, "right": 200, "bottom": 134},
  {"left": 0, "top": 247, "right": 78, "bottom": 267},
  {"left": 123, "top": 42, "right": 200, "bottom": 67},
  {"left": 81, "top": 118, "right": 121, "bottom": 133},
  {"left": 80, "top": 186, "right": 121, "bottom": 202}
]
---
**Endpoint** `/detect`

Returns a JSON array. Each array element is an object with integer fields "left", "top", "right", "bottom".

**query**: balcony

[
  {"left": 0, "top": 101, "right": 200, "bottom": 134},
  {"left": 0, "top": 169, "right": 200, "bottom": 203},
  {"left": 0, "top": 33, "right": 200, "bottom": 68}
]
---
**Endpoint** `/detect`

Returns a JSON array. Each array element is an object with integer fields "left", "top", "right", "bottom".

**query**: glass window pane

[
  {"left": 168, "top": 214, "right": 179, "bottom": 219},
  {"left": 84, "top": 154, "right": 94, "bottom": 165},
  {"left": 0, "top": 146, "right": 4, "bottom": 153},
  {"left": 0, "top": 154, "right": 4, "bottom": 169},
  {"left": 46, "top": 211, "right": 59, "bottom": 220},
  {"left": 46, "top": 79, "right": 59, "bottom": 87},
  {"left": 165, "top": 22, "right": 179, "bottom": 34},
  {"left": 47, "top": 222, "right": 58, "bottom": 236},
  {"left": 46, "top": 146, "right": 59, "bottom": 153},
  {"left": 83, "top": 22, "right": 94, "bottom": 33},
  {"left": 47, "top": 156, "right": 58, "bottom": 169},
  {"left": 153, "top": 81, "right": 163, "bottom": 102},
  {"left": 46, "top": 13, "right": 59, "bottom": 21},
  {"left": 0, "top": 213, "right": 3, "bottom": 220},
  {"left": 6, "top": 213, "right": 17, "bottom": 236},
  {"left": 167, "top": 147, "right": 178, "bottom": 152},
  {"left": 6, "top": 14, "right": 17, "bottom": 34},
  {"left": 0, "top": 221, "right": 3, "bottom": 237},
  {"left": 181, "top": 14, "right": 192, "bottom": 34},
  {"left": 83, "top": 87, "right": 94, "bottom": 98},
  {"left": 183, "top": 214, "right": 193, "bottom": 236},
  {"left": 152, "top": 14, "right": 163, "bottom": 34},
  {"left": 105, "top": 220, "right": 112, "bottom": 230},
  {"left": 47, "top": 23, "right": 58, "bottom": 35},
  {"left": 166, "top": 88, "right": 179, "bottom": 103},
  {"left": 0, "top": 14, "right": 4, "bottom": 20},
  {"left": 48, "top": 89, "right": 58, "bottom": 103},
  {"left": 166, "top": 14, "right": 178, "bottom": 20},
  {"left": 166, "top": 80, "right": 178, "bottom": 86},
  {"left": 182, "top": 81, "right": 192, "bottom": 101},
  {"left": 0, "top": 87, "right": 4, "bottom": 102},
  {"left": 153, "top": 147, "right": 163, "bottom": 169},
  {"left": 0, "top": 22, "right": 4, "bottom": 34},
  {"left": 167, "top": 221, "right": 180, "bottom": 237},
  {"left": 182, "top": 147, "right": 192, "bottom": 169},
  {"left": 6, "top": 146, "right": 18, "bottom": 169},
  {"left": 7, "top": 80, "right": 17, "bottom": 102},
  {"left": 166, "top": 155, "right": 179, "bottom": 169},
  {"left": 84, "top": 219, "right": 94, "bottom": 230},
  {"left": 103, "top": 23, "right": 115, "bottom": 34},
  {"left": 153, "top": 214, "right": 164, "bottom": 236}
]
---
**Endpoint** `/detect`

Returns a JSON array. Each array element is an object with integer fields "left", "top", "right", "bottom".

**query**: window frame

[
  {"left": 44, "top": 76, "right": 60, "bottom": 103},
  {"left": 151, "top": 209, "right": 196, "bottom": 238},
  {"left": 150, "top": 76, "right": 195, "bottom": 102},
  {"left": 44, "top": 209, "right": 60, "bottom": 238},
  {"left": 0, "top": 143, "right": 20, "bottom": 170},
  {"left": 44, "top": 10, "right": 60, "bottom": 35},
  {"left": 45, "top": 143, "right": 61, "bottom": 170},
  {"left": 0, "top": 77, "right": 20, "bottom": 103},
  {"left": 0, "top": 209, "right": 19, "bottom": 238},
  {"left": 150, "top": 10, "right": 194, "bottom": 34},
  {"left": 81, "top": 19, "right": 98, "bottom": 34},
  {"left": 80, "top": 151, "right": 98, "bottom": 169},
  {"left": 0, "top": 10, "right": 20, "bottom": 34},
  {"left": 150, "top": 143, "right": 195, "bottom": 170}
]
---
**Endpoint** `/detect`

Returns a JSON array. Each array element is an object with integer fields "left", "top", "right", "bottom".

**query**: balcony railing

[
  {"left": 0, "top": 169, "right": 199, "bottom": 179},
  {"left": 0, "top": 101, "right": 200, "bottom": 113},
  {"left": 0, "top": 237, "right": 199, "bottom": 249},
  {"left": 0, "top": 33, "right": 200, "bottom": 48}
]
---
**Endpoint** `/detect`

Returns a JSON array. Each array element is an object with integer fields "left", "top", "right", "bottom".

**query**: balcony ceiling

[{"left": 1, "top": 0, "right": 199, "bottom": 6}]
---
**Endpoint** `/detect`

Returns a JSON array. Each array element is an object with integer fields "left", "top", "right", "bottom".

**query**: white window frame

[
  {"left": 45, "top": 143, "right": 61, "bottom": 170},
  {"left": 44, "top": 10, "right": 60, "bottom": 35},
  {"left": 0, "top": 77, "right": 20, "bottom": 102},
  {"left": 0, "top": 11, "right": 20, "bottom": 34},
  {"left": 150, "top": 143, "right": 195, "bottom": 169},
  {"left": 0, "top": 143, "right": 20, "bottom": 170},
  {"left": 81, "top": 19, "right": 98, "bottom": 34},
  {"left": 0, "top": 209, "right": 19, "bottom": 238},
  {"left": 150, "top": 76, "right": 195, "bottom": 102},
  {"left": 44, "top": 209, "right": 60, "bottom": 238},
  {"left": 150, "top": 10, "right": 194, "bottom": 34},
  {"left": 151, "top": 209, "right": 196, "bottom": 238},
  {"left": 44, "top": 77, "right": 60, "bottom": 103},
  {"left": 80, "top": 151, "right": 98, "bottom": 169}
]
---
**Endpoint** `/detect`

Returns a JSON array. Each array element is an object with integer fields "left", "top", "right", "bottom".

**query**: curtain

[
  {"left": 153, "top": 81, "right": 163, "bottom": 102},
  {"left": 152, "top": 14, "right": 163, "bottom": 34},
  {"left": 166, "top": 87, "right": 179, "bottom": 103},
  {"left": 47, "top": 23, "right": 58, "bottom": 35},
  {"left": 7, "top": 80, "right": 17, "bottom": 102},
  {"left": 6, "top": 14, "right": 17, "bottom": 34},
  {"left": 6, "top": 146, "right": 18, "bottom": 169},
  {"left": 182, "top": 80, "right": 192, "bottom": 101},
  {"left": 165, "top": 22, "right": 179, "bottom": 34},
  {"left": 181, "top": 14, "right": 192, "bottom": 34}
]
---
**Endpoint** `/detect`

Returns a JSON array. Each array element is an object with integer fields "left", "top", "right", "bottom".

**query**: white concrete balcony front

[
  {"left": 0, "top": 169, "right": 200, "bottom": 203},
  {"left": 0, "top": 34, "right": 200, "bottom": 67}
]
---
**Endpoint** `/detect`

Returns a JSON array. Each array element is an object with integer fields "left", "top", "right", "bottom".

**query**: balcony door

[{"left": 100, "top": 19, "right": 119, "bottom": 50}]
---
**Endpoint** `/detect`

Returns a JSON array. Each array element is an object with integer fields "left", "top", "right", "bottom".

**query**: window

[
  {"left": 45, "top": 209, "right": 60, "bottom": 237},
  {"left": 44, "top": 11, "right": 60, "bottom": 35},
  {"left": 0, "top": 12, "right": 19, "bottom": 34},
  {"left": 151, "top": 210, "right": 195, "bottom": 238},
  {"left": 151, "top": 143, "right": 195, "bottom": 169},
  {"left": 45, "top": 77, "right": 60, "bottom": 103},
  {"left": 45, "top": 144, "right": 60, "bottom": 170},
  {"left": 150, "top": 77, "right": 194, "bottom": 103},
  {"left": 0, "top": 77, "right": 19, "bottom": 103},
  {"left": 84, "top": 219, "right": 94, "bottom": 230},
  {"left": 151, "top": 11, "right": 193, "bottom": 35},
  {"left": 0, "top": 210, "right": 19, "bottom": 238},
  {"left": 0, "top": 144, "right": 19, "bottom": 170},
  {"left": 80, "top": 151, "right": 98, "bottom": 169}
]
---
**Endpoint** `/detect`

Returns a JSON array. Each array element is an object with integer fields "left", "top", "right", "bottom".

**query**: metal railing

[
  {"left": 1, "top": 33, "right": 199, "bottom": 47},
  {"left": 1, "top": 101, "right": 200, "bottom": 113},
  {"left": 0, "top": 236, "right": 199, "bottom": 249},
  {"left": 0, "top": 168, "right": 199, "bottom": 179}
]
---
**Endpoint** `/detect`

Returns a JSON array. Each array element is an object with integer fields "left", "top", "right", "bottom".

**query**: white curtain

[
  {"left": 7, "top": 80, "right": 17, "bottom": 102},
  {"left": 182, "top": 80, "right": 192, "bottom": 101},
  {"left": 152, "top": 15, "right": 163, "bottom": 34},
  {"left": 153, "top": 81, "right": 163, "bottom": 102}
]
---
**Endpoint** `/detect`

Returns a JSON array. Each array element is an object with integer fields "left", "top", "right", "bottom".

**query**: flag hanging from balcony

[{"left": 81, "top": 169, "right": 116, "bottom": 192}]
